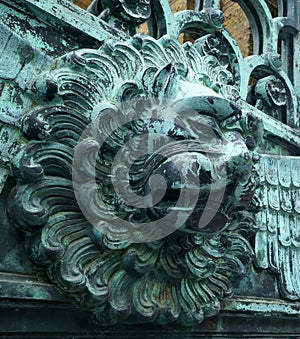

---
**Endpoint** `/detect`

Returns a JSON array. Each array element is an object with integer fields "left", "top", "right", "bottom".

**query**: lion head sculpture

[{"left": 7, "top": 33, "right": 261, "bottom": 325}]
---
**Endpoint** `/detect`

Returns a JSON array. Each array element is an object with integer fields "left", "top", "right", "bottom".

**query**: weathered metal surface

[
  {"left": 254, "top": 155, "right": 300, "bottom": 300},
  {"left": 5, "top": 17, "right": 259, "bottom": 326},
  {"left": 2, "top": 0, "right": 128, "bottom": 45},
  {"left": 0, "top": 0, "right": 300, "bottom": 335}
]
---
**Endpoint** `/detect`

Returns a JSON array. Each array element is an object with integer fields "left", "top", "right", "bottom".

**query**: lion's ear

[{"left": 152, "top": 63, "right": 179, "bottom": 98}]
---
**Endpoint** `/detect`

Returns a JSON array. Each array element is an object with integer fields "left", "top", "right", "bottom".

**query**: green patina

[{"left": 0, "top": 0, "right": 300, "bottom": 333}]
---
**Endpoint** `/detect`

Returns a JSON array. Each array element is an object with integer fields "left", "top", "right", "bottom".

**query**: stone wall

[
  {"left": 73, "top": 0, "right": 92, "bottom": 9},
  {"left": 168, "top": 0, "right": 195, "bottom": 12},
  {"left": 220, "top": 0, "right": 253, "bottom": 56},
  {"left": 221, "top": 0, "right": 278, "bottom": 56}
]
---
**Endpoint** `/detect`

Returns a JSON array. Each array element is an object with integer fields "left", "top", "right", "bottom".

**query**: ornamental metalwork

[{"left": 0, "top": 0, "right": 300, "bottom": 330}]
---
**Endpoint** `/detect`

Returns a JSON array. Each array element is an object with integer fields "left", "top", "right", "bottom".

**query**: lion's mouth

[{"left": 142, "top": 150, "right": 231, "bottom": 234}]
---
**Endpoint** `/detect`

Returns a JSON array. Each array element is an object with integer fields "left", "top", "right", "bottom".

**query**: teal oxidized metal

[{"left": 0, "top": 0, "right": 300, "bottom": 336}]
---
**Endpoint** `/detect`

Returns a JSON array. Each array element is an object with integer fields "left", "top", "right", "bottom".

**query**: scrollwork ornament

[
  {"left": 202, "top": 8, "right": 224, "bottom": 30},
  {"left": 88, "top": 0, "right": 151, "bottom": 26},
  {"left": 264, "top": 53, "right": 282, "bottom": 72},
  {"left": 254, "top": 75, "right": 287, "bottom": 121}
]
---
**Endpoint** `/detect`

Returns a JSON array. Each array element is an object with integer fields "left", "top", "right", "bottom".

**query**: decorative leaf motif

[{"left": 255, "top": 155, "right": 300, "bottom": 300}]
